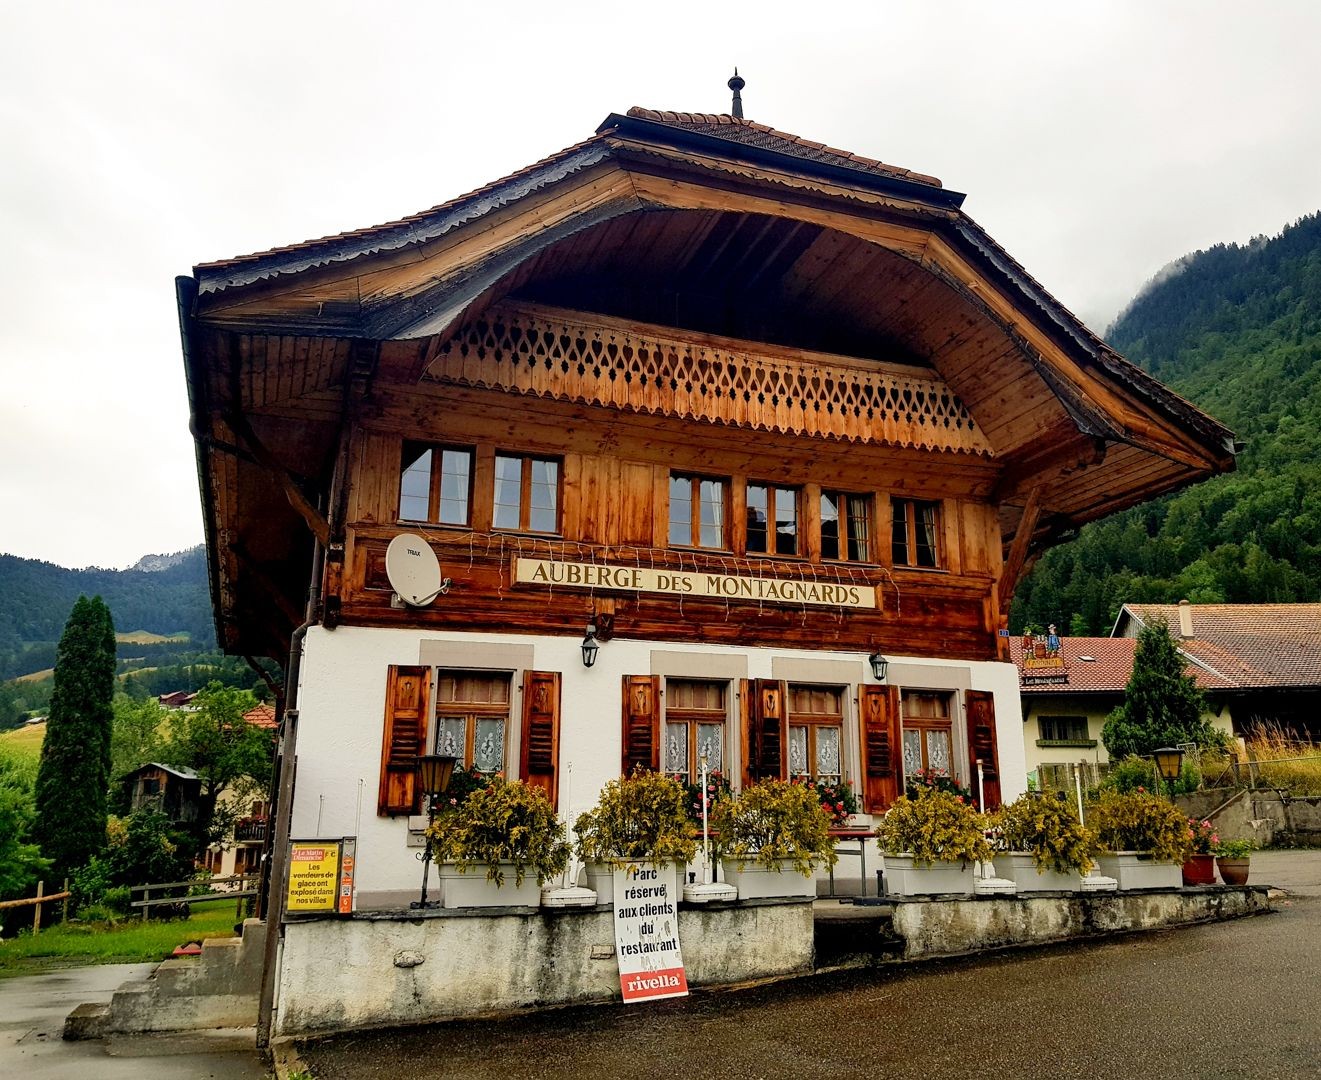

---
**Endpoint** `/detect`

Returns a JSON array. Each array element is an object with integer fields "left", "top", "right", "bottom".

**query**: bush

[
  {"left": 70, "top": 809, "right": 194, "bottom": 911},
  {"left": 427, "top": 777, "right": 568, "bottom": 888},
  {"left": 876, "top": 786, "right": 991, "bottom": 866},
  {"left": 1086, "top": 790, "right": 1194, "bottom": 863},
  {"left": 990, "top": 793, "right": 1097, "bottom": 875},
  {"left": 574, "top": 769, "right": 697, "bottom": 867},
  {"left": 905, "top": 768, "right": 973, "bottom": 801},
  {"left": 710, "top": 780, "right": 837, "bottom": 875}
]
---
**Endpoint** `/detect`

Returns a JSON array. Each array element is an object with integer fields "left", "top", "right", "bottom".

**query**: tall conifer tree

[{"left": 34, "top": 595, "right": 116, "bottom": 879}]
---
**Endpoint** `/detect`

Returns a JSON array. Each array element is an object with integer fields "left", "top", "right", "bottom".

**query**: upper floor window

[
  {"left": 1038, "top": 715, "right": 1091, "bottom": 744},
  {"left": 669, "top": 474, "right": 727, "bottom": 549},
  {"left": 747, "top": 483, "right": 799, "bottom": 556},
  {"left": 493, "top": 453, "right": 560, "bottom": 533},
  {"left": 821, "top": 492, "right": 873, "bottom": 563},
  {"left": 892, "top": 498, "right": 941, "bottom": 569},
  {"left": 399, "top": 443, "right": 473, "bottom": 525}
]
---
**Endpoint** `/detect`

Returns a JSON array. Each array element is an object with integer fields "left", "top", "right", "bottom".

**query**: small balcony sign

[{"left": 612, "top": 864, "right": 688, "bottom": 1003}]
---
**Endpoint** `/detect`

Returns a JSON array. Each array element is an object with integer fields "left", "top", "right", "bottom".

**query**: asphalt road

[{"left": 301, "top": 853, "right": 1321, "bottom": 1080}]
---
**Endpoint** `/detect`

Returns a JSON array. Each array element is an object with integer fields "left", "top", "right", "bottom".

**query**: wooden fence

[{"left": 0, "top": 879, "right": 71, "bottom": 933}]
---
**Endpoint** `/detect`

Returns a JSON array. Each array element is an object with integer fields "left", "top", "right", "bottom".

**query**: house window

[
  {"left": 669, "top": 475, "right": 727, "bottom": 549},
  {"left": 1038, "top": 715, "right": 1093, "bottom": 745},
  {"left": 399, "top": 443, "right": 473, "bottom": 525},
  {"left": 821, "top": 492, "right": 873, "bottom": 562},
  {"left": 900, "top": 691, "right": 954, "bottom": 778},
  {"left": 433, "top": 672, "right": 512, "bottom": 775},
  {"left": 663, "top": 679, "right": 727, "bottom": 781},
  {"left": 787, "top": 684, "right": 844, "bottom": 784},
  {"left": 493, "top": 454, "right": 560, "bottom": 533},
  {"left": 892, "top": 498, "right": 941, "bottom": 568},
  {"left": 746, "top": 483, "right": 799, "bottom": 556}
]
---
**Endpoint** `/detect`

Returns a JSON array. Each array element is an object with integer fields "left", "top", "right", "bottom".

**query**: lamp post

[
  {"left": 411, "top": 753, "right": 456, "bottom": 910},
  {"left": 1153, "top": 746, "right": 1184, "bottom": 801}
]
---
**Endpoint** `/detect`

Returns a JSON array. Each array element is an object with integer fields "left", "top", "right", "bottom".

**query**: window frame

[
  {"left": 746, "top": 481, "right": 801, "bottom": 557},
  {"left": 899, "top": 690, "right": 955, "bottom": 779},
  {"left": 662, "top": 678, "right": 729, "bottom": 781},
  {"left": 891, "top": 497, "right": 943, "bottom": 569},
  {"left": 432, "top": 671, "right": 513, "bottom": 776},
  {"left": 668, "top": 473, "right": 730, "bottom": 550},
  {"left": 1036, "top": 715, "right": 1095, "bottom": 747},
  {"left": 820, "top": 490, "right": 875, "bottom": 564},
  {"left": 398, "top": 442, "right": 475, "bottom": 527},
  {"left": 492, "top": 452, "right": 562, "bottom": 535},
  {"left": 786, "top": 683, "right": 846, "bottom": 784}
]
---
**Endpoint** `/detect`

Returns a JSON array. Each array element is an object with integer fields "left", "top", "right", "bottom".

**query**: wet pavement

[{"left": 299, "top": 850, "right": 1321, "bottom": 1080}]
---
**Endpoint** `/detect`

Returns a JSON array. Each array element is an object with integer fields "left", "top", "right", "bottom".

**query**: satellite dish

[{"left": 384, "top": 533, "right": 449, "bottom": 607}]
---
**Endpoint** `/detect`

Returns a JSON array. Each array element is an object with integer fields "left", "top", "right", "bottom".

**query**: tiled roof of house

[
  {"left": 242, "top": 703, "right": 278, "bottom": 731},
  {"left": 1009, "top": 637, "right": 1233, "bottom": 693},
  {"left": 1119, "top": 603, "right": 1321, "bottom": 689}
]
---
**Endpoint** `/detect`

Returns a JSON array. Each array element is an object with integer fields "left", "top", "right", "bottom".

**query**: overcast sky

[{"left": 3, "top": 1, "right": 1319, "bottom": 570}]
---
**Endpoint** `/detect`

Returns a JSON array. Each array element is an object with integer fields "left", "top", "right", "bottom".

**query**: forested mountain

[
  {"left": 1012, "top": 212, "right": 1321, "bottom": 634},
  {"left": 0, "top": 546, "right": 215, "bottom": 679}
]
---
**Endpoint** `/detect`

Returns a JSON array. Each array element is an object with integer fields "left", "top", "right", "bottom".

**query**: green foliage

[
  {"left": 905, "top": 768, "right": 974, "bottom": 801},
  {"left": 573, "top": 769, "right": 698, "bottom": 867},
  {"left": 34, "top": 596, "right": 116, "bottom": 881},
  {"left": 710, "top": 779, "right": 838, "bottom": 875},
  {"left": 990, "top": 793, "right": 1097, "bottom": 875},
  {"left": 792, "top": 775, "right": 858, "bottom": 828},
  {"left": 1187, "top": 818, "right": 1219, "bottom": 855},
  {"left": 1213, "top": 838, "right": 1254, "bottom": 859},
  {"left": 0, "top": 754, "right": 48, "bottom": 900},
  {"left": 110, "top": 696, "right": 166, "bottom": 784},
  {"left": 71, "top": 810, "right": 194, "bottom": 911},
  {"left": 1101, "top": 623, "right": 1218, "bottom": 759},
  {"left": 426, "top": 777, "right": 569, "bottom": 887},
  {"left": 875, "top": 786, "right": 992, "bottom": 866},
  {"left": 678, "top": 768, "right": 733, "bottom": 827},
  {"left": 1103, "top": 755, "right": 1160, "bottom": 794},
  {"left": 1085, "top": 790, "right": 1194, "bottom": 863}
]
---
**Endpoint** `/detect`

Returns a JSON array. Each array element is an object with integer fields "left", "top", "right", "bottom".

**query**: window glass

[
  {"left": 820, "top": 492, "right": 840, "bottom": 560},
  {"left": 400, "top": 445, "right": 433, "bottom": 521},
  {"left": 773, "top": 487, "right": 798, "bottom": 555},
  {"left": 788, "top": 726, "right": 808, "bottom": 776},
  {"left": 893, "top": 498, "right": 941, "bottom": 568},
  {"left": 670, "top": 476, "right": 728, "bottom": 549},
  {"left": 434, "top": 671, "right": 511, "bottom": 776},
  {"left": 473, "top": 719, "right": 505, "bottom": 774},
  {"left": 664, "top": 722, "right": 689, "bottom": 776},
  {"left": 787, "top": 684, "right": 845, "bottom": 784},
  {"left": 699, "top": 479, "right": 725, "bottom": 548},
  {"left": 493, "top": 455, "right": 523, "bottom": 530},
  {"left": 664, "top": 678, "right": 727, "bottom": 780},
  {"left": 816, "top": 726, "right": 841, "bottom": 781},
  {"left": 669, "top": 475, "right": 693, "bottom": 546},
  {"left": 438, "top": 449, "right": 471, "bottom": 525},
  {"left": 528, "top": 459, "right": 559, "bottom": 533},
  {"left": 747, "top": 484, "right": 769, "bottom": 553},
  {"left": 846, "top": 495, "right": 871, "bottom": 562},
  {"left": 902, "top": 729, "right": 923, "bottom": 776},
  {"left": 492, "top": 454, "right": 559, "bottom": 533},
  {"left": 891, "top": 499, "right": 911, "bottom": 565}
]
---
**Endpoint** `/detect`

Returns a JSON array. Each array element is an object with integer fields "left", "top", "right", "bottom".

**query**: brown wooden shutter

[
  {"left": 622, "top": 675, "right": 661, "bottom": 774},
  {"left": 378, "top": 665, "right": 430, "bottom": 816},
  {"left": 965, "top": 689, "right": 1002, "bottom": 811},
  {"left": 859, "top": 684, "right": 902, "bottom": 813},
  {"left": 520, "top": 670, "right": 560, "bottom": 806},
  {"left": 742, "top": 678, "right": 788, "bottom": 785}
]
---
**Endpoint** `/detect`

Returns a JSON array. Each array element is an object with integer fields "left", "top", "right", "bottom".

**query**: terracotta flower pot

[
  {"left": 1181, "top": 853, "right": 1217, "bottom": 886},
  {"left": 1217, "top": 856, "right": 1251, "bottom": 886}
]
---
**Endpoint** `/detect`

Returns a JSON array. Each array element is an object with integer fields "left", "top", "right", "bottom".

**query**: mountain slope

[{"left": 1012, "top": 213, "right": 1321, "bottom": 634}]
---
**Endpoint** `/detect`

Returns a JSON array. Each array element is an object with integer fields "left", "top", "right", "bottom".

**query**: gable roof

[
  {"left": 242, "top": 703, "right": 278, "bottom": 731},
  {"left": 1009, "top": 637, "right": 1233, "bottom": 694},
  {"left": 1114, "top": 603, "right": 1321, "bottom": 689}
]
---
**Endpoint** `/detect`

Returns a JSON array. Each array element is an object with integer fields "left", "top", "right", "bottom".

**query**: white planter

[
  {"left": 437, "top": 863, "right": 542, "bottom": 908},
  {"left": 582, "top": 861, "right": 682, "bottom": 906},
  {"left": 881, "top": 853, "right": 975, "bottom": 897},
  {"left": 1095, "top": 852, "right": 1183, "bottom": 891},
  {"left": 719, "top": 861, "right": 816, "bottom": 899},
  {"left": 993, "top": 852, "right": 1085, "bottom": 892}
]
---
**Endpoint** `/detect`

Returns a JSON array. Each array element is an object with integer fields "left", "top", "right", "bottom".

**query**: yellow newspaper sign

[{"left": 286, "top": 841, "right": 341, "bottom": 913}]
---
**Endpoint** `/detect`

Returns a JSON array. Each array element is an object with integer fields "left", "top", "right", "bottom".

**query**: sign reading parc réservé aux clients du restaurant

[{"left": 612, "top": 864, "right": 688, "bottom": 1002}]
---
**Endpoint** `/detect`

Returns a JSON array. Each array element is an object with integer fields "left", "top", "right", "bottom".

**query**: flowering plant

[
  {"left": 1187, "top": 817, "right": 1218, "bottom": 855},
  {"left": 989, "top": 792, "right": 1098, "bottom": 874},
  {"left": 905, "top": 768, "right": 973, "bottom": 801},
  {"left": 426, "top": 776, "right": 568, "bottom": 887},
  {"left": 876, "top": 785, "right": 992, "bottom": 866},
  {"left": 677, "top": 768, "right": 733, "bottom": 827},
  {"left": 710, "top": 779, "right": 837, "bottom": 875},
  {"left": 791, "top": 775, "right": 859, "bottom": 828},
  {"left": 438, "top": 765, "right": 493, "bottom": 810},
  {"left": 574, "top": 768, "right": 698, "bottom": 867}
]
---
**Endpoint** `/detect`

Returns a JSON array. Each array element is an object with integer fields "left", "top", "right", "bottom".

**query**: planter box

[
  {"left": 582, "top": 861, "right": 682, "bottom": 906},
  {"left": 719, "top": 861, "right": 815, "bottom": 899},
  {"left": 881, "top": 853, "right": 974, "bottom": 897},
  {"left": 992, "top": 852, "right": 1084, "bottom": 892},
  {"left": 437, "top": 863, "right": 542, "bottom": 908},
  {"left": 1095, "top": 852, "right": 1182, "bottom": 891},
  {"left": 1182, "top": 853, "right": 1217, "bottom": 886}
]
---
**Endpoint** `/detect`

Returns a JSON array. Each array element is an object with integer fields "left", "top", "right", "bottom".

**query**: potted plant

[
  {"left": 710, "top": 779, "right": 838, "bottom": 898},
  {"left": 426, "top": 776, "right": 569, "bottom": 908},
  {"left": 1213, "top": 838, "right": 1254, "bottom": 886},
  {"left": 792, "top": 775, "right": 861, "bottom": 829},
  {"left": 989, "top": 792, "right": 1098, "bottom": 891},
  {"left": 875, "top": 786, "right": 992, "bottom": 896},
  {"left": 1182, "top": 818, "right": 1219, "bottom": 886},
  {"left": 573, "top": 769, "right": 698, "bottom": 904},
  {"left": 1085, "top": 790, "right": 1192, "bottom": 890}
]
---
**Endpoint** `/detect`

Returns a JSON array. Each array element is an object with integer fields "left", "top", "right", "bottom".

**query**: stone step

[{"left": 62, "top": 1001, "right": 109, "bottom": 1041}]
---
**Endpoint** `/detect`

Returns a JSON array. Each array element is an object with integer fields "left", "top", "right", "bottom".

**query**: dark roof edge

[{"left": 599, "top": 112, "right": 968, "bottom": 211}]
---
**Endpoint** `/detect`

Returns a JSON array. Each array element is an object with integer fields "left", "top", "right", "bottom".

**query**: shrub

[
  {"left": 876, "top": 786, "right": 991, "bottom": 866},
  {"left": 710, "top": 779, "right": 837, "bottom": 875},
  {"left": 426, "top": 776, "right": 568, "bottom": 888},
  {"left": 574, "top": 769, "right": 697, "bottom": 867},
  {"left": 1085, "top": 790, "right": 1194, "bottom": 863},
  {"left": 990, "top": 793, "right": 1097, "bottom": 875},
  {"left": 905, "top": 768, "right": 973, "bottom": 801}
]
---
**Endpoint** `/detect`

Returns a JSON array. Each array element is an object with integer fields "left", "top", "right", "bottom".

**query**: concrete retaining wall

[
  {"left": 1178, "top": 790, "right": 1321, "bottom": 847},
  {"left": 275, "top": 899, "right": 814, "bottom": 1036}
]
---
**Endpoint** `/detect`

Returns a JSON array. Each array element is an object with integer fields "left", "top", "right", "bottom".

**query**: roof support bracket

[
  {"left": 226, "top": 408, "right": 331, "bottom": 547},
  {"left": 998, "top": 484, "right": 1043, "bottom": 611}
]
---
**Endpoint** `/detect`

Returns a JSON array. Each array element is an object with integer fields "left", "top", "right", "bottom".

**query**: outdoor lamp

[
  {"left": 868, "top": 652, "right": 889, "bottom": 682},
  {"left": 581, "top": 623, "right": 600, "bottom": 668},
  {"left": 1153, "top": 746, "right": 1184, "bottom": 799},
  {"left": 411, "top": 754, "right": 457, "bottom": 909}
]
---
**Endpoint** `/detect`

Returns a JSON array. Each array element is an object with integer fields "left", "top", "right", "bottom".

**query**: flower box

[
  {"left": 882, "top": 854, "right": 975, "bottom": 897},
  {"left": 1095, "top": 852, "right": 1182, "bottom": 891},
  {"left": 437, "top": 863, "right": 542, "bottom": 908},
  {"left": 992, "top": 852, "right": 1084, "bottom": 892},
  {"left": 719, "top": 861, "right": 816, "bottom": 899},
  {"left": 582, "top": 861, "right": 682, "bottom": 906}
]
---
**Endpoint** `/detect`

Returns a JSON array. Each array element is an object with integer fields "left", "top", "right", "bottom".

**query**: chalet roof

[
  {"left": 242, "top": 703, "right": 278, "bottom": 731},
  {"left": 1114, "top": 603, "right": 1321, "bottom": 689},
  {"left": 1009, "top": 637, "right": 1233, "bottom": 694},
  {"left": 129, "top": 762, "right": 202, "bottom": 781}
]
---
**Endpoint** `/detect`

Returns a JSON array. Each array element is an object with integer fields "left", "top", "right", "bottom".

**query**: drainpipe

[{"left": 256, "top": 533, "right": 324, "bottom": 1051}]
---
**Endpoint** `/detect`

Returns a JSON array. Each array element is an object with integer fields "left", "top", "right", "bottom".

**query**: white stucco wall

[{"left": 290, "top": 625, "right": 1027, "bottom": 900}]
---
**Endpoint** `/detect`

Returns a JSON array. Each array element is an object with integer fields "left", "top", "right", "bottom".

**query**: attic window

[{"left": 1079, "top": 655, "right": 1096, "bottom": 662}]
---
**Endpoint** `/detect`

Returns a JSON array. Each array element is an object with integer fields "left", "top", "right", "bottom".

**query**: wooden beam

[
  {"left": 226, "top": 408, "right": 330, "bottom": 547},
  {"left": 229, "top": 543, "right": 306, "bottom": 629},
  {"left": 997, "top": 485, "right": 1043, "bottom": 610}
]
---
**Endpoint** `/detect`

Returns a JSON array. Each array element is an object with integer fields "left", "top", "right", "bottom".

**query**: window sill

[{"left": 1035, "top": 739, "right": 1097, "bottom": 749}]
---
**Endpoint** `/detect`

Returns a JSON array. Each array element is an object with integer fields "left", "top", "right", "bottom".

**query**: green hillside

[{"left": 1011, "top": 212, "right": 1321, "bottom": 633}]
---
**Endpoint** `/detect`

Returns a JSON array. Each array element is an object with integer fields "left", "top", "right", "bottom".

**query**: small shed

[{"left": 123, "top": 762, "right": 203, "bottom": 823}]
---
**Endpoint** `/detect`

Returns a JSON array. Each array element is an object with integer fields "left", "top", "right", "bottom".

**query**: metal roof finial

[{"left": 728, "top": 68, "right": 745, "bottom": 119}]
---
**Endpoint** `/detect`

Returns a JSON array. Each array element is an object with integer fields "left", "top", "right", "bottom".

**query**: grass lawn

[{"left": 0, "top": 899, "right": 244, "bottom": 977}]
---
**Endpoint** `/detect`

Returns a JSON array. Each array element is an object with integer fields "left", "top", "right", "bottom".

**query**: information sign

[
  {"left": 286, "top": 840, "right": 341, "bottom": 914},
  {"left": 611, "top": 864, "right": 688, "bottom": 1003}
]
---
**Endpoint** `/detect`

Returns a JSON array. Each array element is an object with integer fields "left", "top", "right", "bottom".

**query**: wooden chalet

[{"left": 178, "top": 89, "right": 1236, "bottom": 926}]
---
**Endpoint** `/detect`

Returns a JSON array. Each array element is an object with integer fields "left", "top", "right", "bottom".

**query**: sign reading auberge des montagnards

[{"left": 514, "top": 558, "right": 877, "bottom": 609}]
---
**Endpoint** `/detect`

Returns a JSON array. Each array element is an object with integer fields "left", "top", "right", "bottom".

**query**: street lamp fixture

[
  {"left": 411, "top": 753, "right": 457, "bottom": 909},
  {"left": 1153, "top": 746, "right": 1184, "bottom": 800},
  {"left": 581, "top": 623, "right": 600, "bottom": 668},
  {"left": 868, "top": 652, "right": 889, "bottom": 682}
]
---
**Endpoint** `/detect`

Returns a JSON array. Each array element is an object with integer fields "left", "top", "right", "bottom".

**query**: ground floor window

[
  {"left": 787, "top": 684, "right": 844, "bottom": 783},
  {"left": 900, "top": 690, "right": 954, "bottom": 778},
  {"left": 434, "top": 671, "right": 511, "bottom": 774},
  {"left": 664, "top": 679, "right": 727, "bottom": 780}
]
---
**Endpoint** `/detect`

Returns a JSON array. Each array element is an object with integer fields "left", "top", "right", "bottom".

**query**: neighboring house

[
  {"left": 123, "top": 762, "right": 203, "bottom": 823},
  {"left": 1114, "top": 602, "right": 1321, "bottom": 737},
  {"left": 158, "top": 690, "right": 198, "bottom": 709},
  {"left": 202, "top": 703, "right": 276, "bottom": 881},
  {"left": 1011, "top": 636, "right": 1234, "bottom": 793}
]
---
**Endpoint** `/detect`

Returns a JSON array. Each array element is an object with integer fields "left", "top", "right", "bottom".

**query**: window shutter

[
  {"left": 742, "top": 678, "right": 788, "bottom": 784},
  {"left": 378, "top": 665, "right": 430, "bottom": 816},
  {"left": 520, "top": 670, "right": 560, "bottom": 806},
  {"left": 859, "top": 684, "right": 901, "bottom": 813},
  {"left": 621, "top": 675, "right": 661, "bottom": 774},
  {"left": 965, "top": 689, "right": 1002, "bottom": 810}
]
